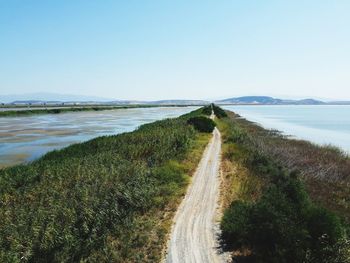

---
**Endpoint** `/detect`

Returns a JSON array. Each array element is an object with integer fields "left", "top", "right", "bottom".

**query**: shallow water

[
  {"left": 0, "top": 106, "right": 198, "bottom": 167},
  {"left": 223, "top": 105, "right": 350, "bottom": 153}
]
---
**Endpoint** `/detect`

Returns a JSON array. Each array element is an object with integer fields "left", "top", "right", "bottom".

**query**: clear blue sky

[{"left": 1, "top": 0, "right": 349, "bottom": 100}]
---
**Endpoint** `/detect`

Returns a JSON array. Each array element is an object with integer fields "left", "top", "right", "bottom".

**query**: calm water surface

[
  {"left": 0, "top": 106, "right": 198, "bottom": 167},
  {"left": 223, "top": 105, "right": 350, "bottom": 153}
]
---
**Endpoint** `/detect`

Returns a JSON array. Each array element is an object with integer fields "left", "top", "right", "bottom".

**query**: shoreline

[
  {"left": 0, "top": 106, "right": 201, "bottom": 168},
  {"left": 223, "top": 105, "right": 350, "bottom": 154},
  {"left": 0, "top": 104, "right": 205, "bottom": 117}
]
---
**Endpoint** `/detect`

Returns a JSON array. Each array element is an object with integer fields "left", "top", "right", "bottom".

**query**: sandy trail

[{"left": 164, "top": 113, "right": 224, "bottom": 263}]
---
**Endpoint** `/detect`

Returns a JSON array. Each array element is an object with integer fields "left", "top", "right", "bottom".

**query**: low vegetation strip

[
  {"left": 0, "top": 104, "right": 189, "bottom": 117},
  {"left": 0, "top": 105, "right": 140, "bottom": 117},
  {"left": 0, "top": 107, "right": 212, "bottom": 262},
  {"left": 216, "top": 107, "right": 350, "bottom": 262}
]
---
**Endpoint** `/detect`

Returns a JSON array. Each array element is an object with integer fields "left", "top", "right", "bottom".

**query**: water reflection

[
  {"left": 0, "top": 107, "right": 198, "bottom": 167},
  {"left": 223, "top": 105, "right": 350, "bottom": 153}
]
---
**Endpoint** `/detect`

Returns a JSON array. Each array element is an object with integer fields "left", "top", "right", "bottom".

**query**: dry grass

[{"left": 217, "top": 117, "right": 265, "bottom": 209}]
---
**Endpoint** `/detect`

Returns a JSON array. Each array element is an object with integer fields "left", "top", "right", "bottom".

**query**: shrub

[
  {"left": 306, "top": 206, "right": 345, "bottom": 261},
  {"left": 201, "top": 105, "right": 212, "bottom": 116},
  {"left": 187, "top": 116, "right": 216, "bottom": 133},
  {"left": 221, "top": 170, "right": 349, "bottom": 263},
  {"left": 50, "top": 109, "right": 62, "bottom": 114},
  {"left": 212, "top": 104, "right": 227, "bottom": 118},
  {"left": 221, "top": 200, "right": 251, "bottom": 249}
]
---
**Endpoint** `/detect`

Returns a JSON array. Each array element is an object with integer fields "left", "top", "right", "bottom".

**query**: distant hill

[
  {"left": 0, "top": 93, "right": 113, "bottom": 104},
  {"left": 218, "top": 96, "right": 283, "bottom": 104},
  {"left": 0, "top": 93, "right": 208, "bottom": 105},
  {"left": 295, "top": 99, "right": 325, "bottom": 105},
  {"left": 2, "top": 93, "right": 350, "bottom": 106},
  {"left": 2, "top": 99, "right": 209, "bottom": 106},
  {"left": 216, "top": 96, "right": 327, "bottom": 105}
]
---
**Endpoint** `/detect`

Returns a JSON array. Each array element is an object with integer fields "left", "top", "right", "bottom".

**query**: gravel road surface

[{"left": 164, "top": 119, "right": 224, "bottom": 263}]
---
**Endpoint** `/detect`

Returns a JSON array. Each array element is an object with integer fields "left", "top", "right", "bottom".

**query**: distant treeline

[
  {"left": 217, "top": 107, "right": 350, "bottom": 262},
  {"left": 0, "top": 107, "right": 214, "bottom": 262}
]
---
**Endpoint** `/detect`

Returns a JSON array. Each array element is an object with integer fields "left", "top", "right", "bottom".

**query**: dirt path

[{"left": 164, "top": 114, "right": 224, "bottom": 263}]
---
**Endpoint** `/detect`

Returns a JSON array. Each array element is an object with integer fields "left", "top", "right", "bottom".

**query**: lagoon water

[
  {"left": 223, "top": 105, "right": 350, "bottom": 153},
  {"left": 0, "top": 106, "right": 198, "bottom": 167}
]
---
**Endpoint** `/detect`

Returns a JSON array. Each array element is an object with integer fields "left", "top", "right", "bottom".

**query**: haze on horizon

[{"left": 1, "top": 1, "right": 350, "bottom": 101}]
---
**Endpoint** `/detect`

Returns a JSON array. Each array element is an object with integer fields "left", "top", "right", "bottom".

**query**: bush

[
  {"left": 187, "top": 116, "right": 216, "bottom": 133},
  {"left": 212, "top": 104, "right": 227, "bottom": 118},
  {"left": 201, "top": 105, "right": 212, "bottom": 116},
  {"left": 221, "top": 200, "right": 251, "bottom": 249},
  {"left": 306, "top": 206, "right": 345, "bottom": 261},
  {"left": 50, "top": 109, "right": 62, "bottom": 114},
  {"left": 221, "top": 171, "right": 349, "bottom": 263}
]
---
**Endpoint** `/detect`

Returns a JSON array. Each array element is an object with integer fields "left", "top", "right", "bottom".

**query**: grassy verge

[
  {"left": 216, "top": 108, "right": 350, "bottom": 262},
  {"left": 0, "top": 107, "right": 212, "bottom": 262}
]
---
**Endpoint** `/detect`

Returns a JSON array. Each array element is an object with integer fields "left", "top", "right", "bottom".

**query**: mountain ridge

[
  {"left": 215, "top": 96, "right": 349, "bottom": 105},
  {"left": 1, "top": 93, "right": 350, "bottom": 105}
]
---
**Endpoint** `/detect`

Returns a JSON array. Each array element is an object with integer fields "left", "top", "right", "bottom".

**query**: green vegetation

[
  {"left": 212, "top": 104, "right": 227, "bottom": 118},
  {"left": 200, "top": 105, "right": 212, "bottom": 116},
  {"left": 200, "top": 103, "right": 228, "bottom": 118},
  {"left": 215, "top": 106, "right": 350, "bottom": 262},
  {"left": 0, "top": 108, "right": 211, "bottom": 262},
  {"left": 187, "top": 116, "right": 216, "bottom": 133},
  {"left": 221, "top": 170, "right": 349, "bottom": 262},
  {"left": 0, "top": 105, "right": 137, "bottom": 117}
]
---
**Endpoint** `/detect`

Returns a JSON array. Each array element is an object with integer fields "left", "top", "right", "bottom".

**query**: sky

[{"left": 0, "top": 0, "right": 350, "bottom": 101}]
